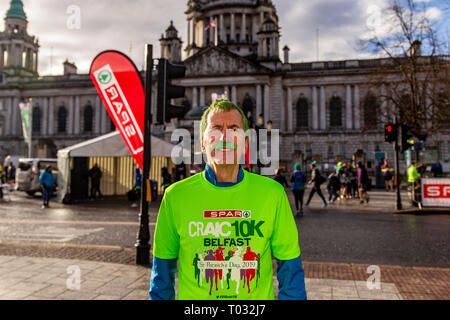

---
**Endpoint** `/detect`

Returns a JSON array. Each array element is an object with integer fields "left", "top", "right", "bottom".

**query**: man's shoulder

[
  {"left": 165, "top": 172, "right": 203, "bottom": 195},
  {"left": 245, "top": 170, "right": 285, "bottom": 193}
]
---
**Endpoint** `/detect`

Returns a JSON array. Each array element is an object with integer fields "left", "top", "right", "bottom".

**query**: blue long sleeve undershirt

[{"left": 149, "top": 164, "right": 307, "bottom": 300}]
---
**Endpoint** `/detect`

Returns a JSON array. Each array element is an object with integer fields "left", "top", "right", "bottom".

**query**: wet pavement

[{"left": 0, "top": 186, "right": 449, "bottom": 300}]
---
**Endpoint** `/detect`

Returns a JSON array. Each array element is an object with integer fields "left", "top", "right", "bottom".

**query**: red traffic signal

[{"left": 384, "top": 123, "right": 397, "bottom": 142}]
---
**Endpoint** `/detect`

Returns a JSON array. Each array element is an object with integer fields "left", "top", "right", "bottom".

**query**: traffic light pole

[
  {"left": 394, "top": 117, "right": 402, "bottom": 211},
  {"left": 136, "top": 44, "right": 153, "bottom": 266}
]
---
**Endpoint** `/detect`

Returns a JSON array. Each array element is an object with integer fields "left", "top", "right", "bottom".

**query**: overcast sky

[{"left": 0, "top": 0, "right": 447, "bottom": 75}]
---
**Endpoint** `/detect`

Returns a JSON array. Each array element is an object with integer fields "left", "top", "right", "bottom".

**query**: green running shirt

[{"left": 153, "top": 169, "right": 301, "bottom": 300}]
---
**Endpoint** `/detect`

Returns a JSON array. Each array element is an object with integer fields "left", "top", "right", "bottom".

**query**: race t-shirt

[{"left": 152, "top": 169, "right": 301, "bottom": 300}]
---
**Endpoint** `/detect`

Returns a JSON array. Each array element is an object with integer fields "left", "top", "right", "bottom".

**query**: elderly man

[{"left": 149, "top": 99, "right": 306, "bottom": 300}]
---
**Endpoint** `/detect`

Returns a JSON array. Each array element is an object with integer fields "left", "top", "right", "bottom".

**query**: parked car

[{"left": 15, "top": 158, "right": 58, "bottom": 196}]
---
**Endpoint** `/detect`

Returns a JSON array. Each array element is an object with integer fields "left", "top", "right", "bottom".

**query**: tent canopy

[{"left": 57, "top": 131, "right": 190, "bottom": 158}]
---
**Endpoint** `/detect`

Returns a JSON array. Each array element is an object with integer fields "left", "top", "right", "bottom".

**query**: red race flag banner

[{"left": 90, "top": 50, "right": 145, "bottom": 168}]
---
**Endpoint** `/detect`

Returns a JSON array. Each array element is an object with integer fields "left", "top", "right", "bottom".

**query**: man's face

[{"left": 202, "top": 109, "right": 247, "bottom": 166}]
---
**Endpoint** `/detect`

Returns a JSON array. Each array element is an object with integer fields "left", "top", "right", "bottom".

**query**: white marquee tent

[{"left": 57, "top": 131, "right": 191, "bottom": 202}]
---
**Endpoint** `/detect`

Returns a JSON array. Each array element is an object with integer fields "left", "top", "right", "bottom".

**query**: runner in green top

[{"left": 150, "top": 99, "right": 306, "bottom": 300}]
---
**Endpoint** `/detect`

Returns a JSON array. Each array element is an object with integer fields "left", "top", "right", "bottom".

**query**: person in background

[
  {"left": 338, "top": 166, "right": 348, "bottom": 200},
  {"left": 0, "top": 164, "right": 4, "bottom": 184},
  {"left": 89, "top": 163, "right": 103, "bottom": 199},
  {"left": 408, "top": 163, "right": 421, "bottom": 206},
  {"left": 161, "top": 167, "right": 172, "bottom": 194},
  {"left": 381, "top": 159, "right": 394, "bottom": 192},
  {"left": 7, "top": 162, "right": 16, "bottom": 184},
  {"left": 430, "top": 160, "right": 443, "bottom": 177},
  {"left": 356, "top": 161, "right": 370, "bottom": 204},
  {"left": 327, "top": 171, "right": 341, "bottom": 203},
  {"left": 174, "top": 164, "right": 186, "bottom": 182},
  {"left": 130, "top": 167, "right": 142, "bottom": 208},
  {"left": 305, "top": 162, "right": 327, "bottom": 208},
  {"left": 273, "top": 168, "right": 289, "bottom": 188},
  {"left": 39, "top": 165, "right": 56, "bottom": 209},
  {"left": 290, "top": 163, "right": 306, "bottom": 216}
]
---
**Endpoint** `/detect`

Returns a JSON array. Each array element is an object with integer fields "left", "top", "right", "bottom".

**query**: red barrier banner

[{"left": 90, "top": 50, "right": 145, "bottom": 168}]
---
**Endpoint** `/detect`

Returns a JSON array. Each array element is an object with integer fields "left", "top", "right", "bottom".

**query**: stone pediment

[{"left": 184, "top": 46, "right": 268, "bottom": 77}]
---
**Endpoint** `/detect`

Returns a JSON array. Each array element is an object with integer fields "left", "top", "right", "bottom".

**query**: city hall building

[{"left": 0, "top": 0, "right": 448, "bottom": 179}]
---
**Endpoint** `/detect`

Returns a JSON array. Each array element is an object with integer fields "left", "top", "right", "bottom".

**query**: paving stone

[
  {"left": 0, "top": 289, "right": 33, "bottom": 300},
  {"left": 122, "top": 289, "right": 150, "bottom": 300},
  {"left": 332, "top": 286, "right": 359, "bottom": 298},
  {"left": 9, "top": 282, "right": 51, "bottom": 294},
  {"left": 33, "top": 284, "right": 68, "bottom": 299},
  {"left": 307, "top": 292, "right": 333, "bottom": 300},
  {"left": 56, "top": 290, "right": 99, "bottom": 300},
  {"left": 94, "top": 295, "right": 123, "bottom": 300}
]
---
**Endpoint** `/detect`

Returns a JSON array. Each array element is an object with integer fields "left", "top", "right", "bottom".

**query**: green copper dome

[{"left": 6, "top": 0, "right": 27, "bottom": 20}]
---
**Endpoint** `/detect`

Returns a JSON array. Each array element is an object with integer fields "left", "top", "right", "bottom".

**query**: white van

[{"left": 15, "top": 158, "right": 58, "bottom": 196}]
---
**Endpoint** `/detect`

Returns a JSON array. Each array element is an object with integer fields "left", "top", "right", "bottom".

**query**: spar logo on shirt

[{"left": 204, "top": 210, "right": 251, "bottom": 219}]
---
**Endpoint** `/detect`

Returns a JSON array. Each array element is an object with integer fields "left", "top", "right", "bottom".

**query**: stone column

[
  {"left": 256, "top": 85, "right": 262, "bottom": 117},
  {"left": 187, "top": 19, "right": 191, "bottom": 46},
  {"left": 101, "top": 100, "right": 108, "bottom": 133},
  {"left": 12, "top": 96, "right": 18, "bottom": 136},
  {"left": 312, "top": 86, "right": 318, "bottom": 130},
  {"left": 68, "top": 96, "right": 74, "bottom": 134},
  {"left": 263, "top": 84, "right": 270, "bottom": 124},
  {"left": 48, "top": 97, "right": 54, "bottom": 135},
  {"left": 95, "top": 96, "right": 101, "bottom": 134},
  {"left": 4, "top": 97, "right": 11, "bottom": 135},
  {"left": 209, "top": 16, "right": 214, "bottom": 45},
  {"left": 231, "top": 86, "right": 237, "bottom": 104},
  {"left": 241, "top": 13, "right": 246, "bottom": 42},
  {"left": 203, "top": 19, "right": 207, "bottom": 47},
  {"left": 319, "top": 86, "right": 326, "bottom": 130},
  {"left": 230, "top": 13, "right": 235, "bottom": 41},
  {"left": 200, "top": 87, "right": 205, "bottom": 106},
  {"left": 353, "top": 84, "right": 360, "bottom": 130},
  {"left": 192, "top": 19, "right": 196, "bottom": 47},
  {"left": 192, "top": 87, "right": 198, "bottom": 107},
  {"left": 42, "top": 97, "right": 48, "bottom": 136},
  {"left": 224, "top": 86, "right": 230, "bottom": 99},
  {"left": 287, "top": 87, "right": 293, "bottom": 132},
  {"left": 220, "top": 14, "right": 225, "bottom": 43},
  {"left": 345, "top": 85, "right": 353, "bottom": 129},
  {"left": 74, "top": 96, "right": 80, "bottom": 134},
  {"left": 380, "top": 84, "right": 387, "bottom": 129}
]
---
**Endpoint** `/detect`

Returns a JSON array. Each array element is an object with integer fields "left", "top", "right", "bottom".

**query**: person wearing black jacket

[{"left": 305, "top": 162, "right": 327, "bottom": 208}]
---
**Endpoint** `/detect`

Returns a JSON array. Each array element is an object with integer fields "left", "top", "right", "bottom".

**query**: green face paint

[{"left": 211, "top": 141, "right": 238, "bottom": 150}]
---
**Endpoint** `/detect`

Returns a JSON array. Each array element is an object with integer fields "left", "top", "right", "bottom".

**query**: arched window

[
  {"left": 329, "top": 97, "right": 342, "bottom": 127},
  {"left": 83, "top": 105, "right": 93, "bottom": 132},
  {"left": 32, "top": 106, "right": 41, "bottom": 133},
  {"left": 363, "top": 94, "right": 379, "bottom": 130},
  {"left": 57, "top": 106, "right": 67, "bottom": 133},
  {"left": 296, "top": 98, "right": 308, "bottom": 129}
]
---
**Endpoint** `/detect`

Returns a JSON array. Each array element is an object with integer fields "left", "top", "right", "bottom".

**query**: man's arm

[
  {"left": 276, "top": 256, "right": 307, "bottom": 300},
  {"left": 149, "top": 257, "right": 178, "bottom": 300}
]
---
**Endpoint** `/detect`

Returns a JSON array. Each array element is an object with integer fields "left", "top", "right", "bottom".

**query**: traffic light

[
  {"left": 384, "top": 123, "right": 397, "bottom": 142},
  {"left": 400, "top": 124, "right": 414, "bottom": 152},
  {"left": 156, "top": 58, "right": 187, "bottom": 124}
]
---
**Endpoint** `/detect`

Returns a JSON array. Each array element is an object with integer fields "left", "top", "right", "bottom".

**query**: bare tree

[{"left": 361, "top": 0, "right": 450, "bottom": 141}]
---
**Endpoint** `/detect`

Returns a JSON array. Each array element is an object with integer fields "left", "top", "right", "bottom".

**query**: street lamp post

[
  {"left": 394, "top": 117, "right": 402, "bottom": 211},
  {"left": 135, "top": 44, "right": 153, "bottom": 266}
]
